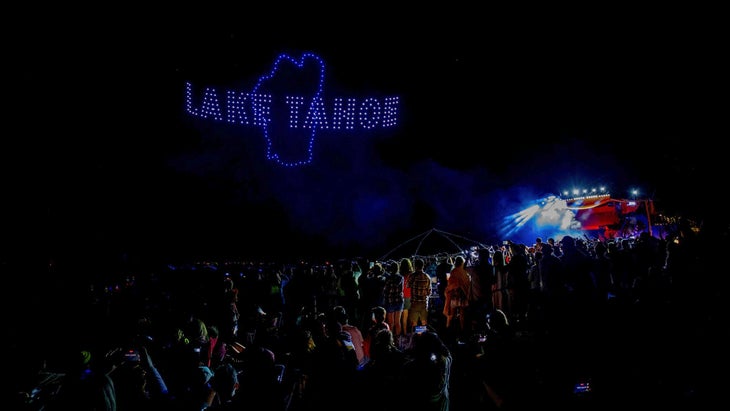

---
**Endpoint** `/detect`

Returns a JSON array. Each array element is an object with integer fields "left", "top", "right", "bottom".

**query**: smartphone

[
  {"left": 414, "top": 325, "right": 427, "bottom": 334},
  {"left": 573, "top": 379, "right": 591, "bottom": 394},
  {"left": 124, "top": 349, "right": 140, "bottom": 363}
]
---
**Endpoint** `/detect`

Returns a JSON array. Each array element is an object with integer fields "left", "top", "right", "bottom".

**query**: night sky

[{"left": 4, "top": 7, "right": 725, "bottom": 267}]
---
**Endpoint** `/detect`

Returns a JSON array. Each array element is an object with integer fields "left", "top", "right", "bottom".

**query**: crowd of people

[{"left": 10, "top": 220, "right": 725, "bottom": 410}]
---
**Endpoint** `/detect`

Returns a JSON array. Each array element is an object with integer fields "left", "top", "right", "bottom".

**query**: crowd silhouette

[{"left": 10, "top": 219, "right": 726, "bottom": 410}]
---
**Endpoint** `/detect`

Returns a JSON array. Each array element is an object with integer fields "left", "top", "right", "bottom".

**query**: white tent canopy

[{"left": 378, "top": 228, "right": 489, "bottom": 262}]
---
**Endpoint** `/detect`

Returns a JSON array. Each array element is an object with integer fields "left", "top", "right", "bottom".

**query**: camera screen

[
  {"left": 414, "top": 325, "right": 427, "bottom": 334},
  {"left": 124, "top": 350, "right": 140, "bottom": 363},
  {"left": 574, "top": 381, "right": 591, "bottom": 394}
]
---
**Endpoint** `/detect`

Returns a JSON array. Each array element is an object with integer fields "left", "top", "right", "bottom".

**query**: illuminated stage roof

[{"left": 564, "top": 194, "right": 652, "bottom": 232}]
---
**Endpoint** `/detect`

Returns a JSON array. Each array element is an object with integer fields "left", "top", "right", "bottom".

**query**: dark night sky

[{"left": 3, "top": 7, "right": 726, "bottom": 267}]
